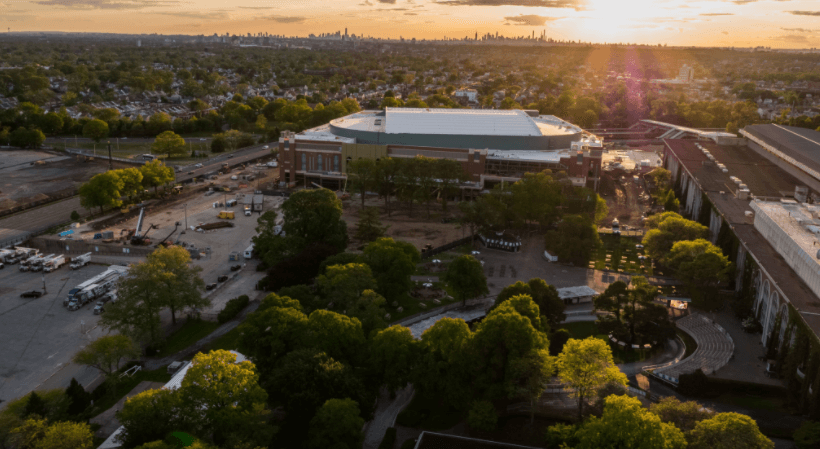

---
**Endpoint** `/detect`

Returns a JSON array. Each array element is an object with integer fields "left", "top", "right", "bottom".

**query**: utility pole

[
  {"left": 107, "top": 141, "right": 113, "bottom": 170},
  {"left": 42, "top": 272, "right": 47, "bottom": 294},
  {"left": 183, "top": 203, "right": 188, "bottom": 231}
]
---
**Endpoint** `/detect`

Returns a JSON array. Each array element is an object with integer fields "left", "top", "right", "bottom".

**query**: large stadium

[
  {"left": 278, "top": 107, "right": 605, "bottom": 191},
  {"left": 325, "top": 107, "right": 586, "bottom": 151}
]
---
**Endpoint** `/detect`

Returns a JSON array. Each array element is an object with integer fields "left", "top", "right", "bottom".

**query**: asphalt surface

[
  {"left": 174, "top": 145, "right": 275, "bottom": 183},
  {"left": 0, "top": 264, "right": 110, "bottom": 407}
]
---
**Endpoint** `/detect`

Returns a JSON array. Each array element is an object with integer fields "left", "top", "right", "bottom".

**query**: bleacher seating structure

[{"left": 654, "top": 313, "right": 734, "bottom": 383}]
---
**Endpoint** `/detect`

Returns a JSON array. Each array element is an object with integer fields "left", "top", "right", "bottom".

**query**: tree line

[{"left": 77, "top": 160, "right": 175, "bottom": 214}]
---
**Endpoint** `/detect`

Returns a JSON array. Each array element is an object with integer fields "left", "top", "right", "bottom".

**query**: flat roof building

[{"left": 279, "top": 108, "right": 605, "bottom": 191}]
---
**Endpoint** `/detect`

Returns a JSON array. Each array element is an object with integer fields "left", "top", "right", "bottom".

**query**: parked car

[
  {"left": 194, "top": 163, "right": 203, "bottom": 168},
  {"left": 93, "top": 302, "right": 105, "bottom": 315},
  {"left": 20, "top": 290, "right": 43, "bottom": 298},
  {"left": 230, "top": 265, "right": 241, "bottom": 272},
  {"left": 205, "top": 283, "right": 217, "bottom": 291},
  {"left": 187, "top": 171, "right": 195, "bottom": 175},
  {"left": 217, "top": 275, "right": 229, "bottom": 282},
  {"left": 227, "top": 154, "right": 234, "bottom": 158}
]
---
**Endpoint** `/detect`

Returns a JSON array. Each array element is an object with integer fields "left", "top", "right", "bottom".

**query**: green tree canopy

[
  {"left": 368, "top": 325, "right": 419, "bottom": 395},
  {"left": 78, "top": 171, "right": 124, "bottom": 214},
  {"left": 72, "top": 335, "right": 140, "bottom": 380},
  {"left": 306, "top": 398, "right": 364, "bottom": 449},
  {"left": 650, "top": 397, "right": 712, "bottom": 432},
  {"left": 545, "top": 214, "right": 601, "bottom": 266},
  {"left": 688, "top": 412, "right": 773, "bottom": 449},
  {"left": 360, "top": 237, "right": 419, "bottom": 300},
  {"left": 575, "top": 395, "right": 686, "bottom": 449},
  {"left": 445, "top": 255, "right": 488, "bottom": 306},
  {"left": 82, "top": 119, "right": 109, "bottom": 143},
  {"left": 493, "top": 278, "right": 566, "bottom": 330},
  {"left": 642, "top": 217, "right": 709, "bottom": 261},
  {"left": 557, "top": 337, "right": 628, "bottom": 421},
  {"left": 151, "top": 130, "right": 187, "bottom": 158},
  {"left": 139, "top": 159, "right": 175, "bottom": 194},
  {"left": 666, "top": 239, "right": 732, "bottom": 288}
]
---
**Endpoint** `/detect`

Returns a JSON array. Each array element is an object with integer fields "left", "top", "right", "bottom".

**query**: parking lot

[{"left": 0, "top": 263, "right": 111, "bottom": 406}]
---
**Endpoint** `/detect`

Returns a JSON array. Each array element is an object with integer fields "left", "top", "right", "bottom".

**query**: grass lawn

[
  {"left": 590, "top": 234, "right": 653, "bottom": 276},
  {"left": 200, "top": 326, "right": 243, "bottom": 353},
  {"left": 154, "top": 319, "right": 221, "bottom": 358},
  {"left": 89, "top": 367, "right": 172, "bottom": 415},
  {"left": 390, "top": 282, "right": 460, "bottom": 323},
  {"left": 396, "top": 392, "right": 466, "bottom": 431}
]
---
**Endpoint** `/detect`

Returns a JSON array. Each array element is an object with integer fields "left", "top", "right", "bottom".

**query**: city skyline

[{"left": 2, "top": 0, "right": 820, "bottom": 49}]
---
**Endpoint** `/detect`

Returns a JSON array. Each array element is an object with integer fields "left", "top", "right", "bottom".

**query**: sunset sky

[{"left": 2, "top": 0, "right": 820, "bottom": 48}]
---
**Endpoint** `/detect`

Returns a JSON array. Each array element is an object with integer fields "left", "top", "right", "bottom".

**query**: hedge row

[{"left": 378, "top": 427, "right": 396, "bottom": 449}]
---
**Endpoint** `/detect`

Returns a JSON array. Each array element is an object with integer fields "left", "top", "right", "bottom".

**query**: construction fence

[{"left": 28, "top": 237, "right": 154, "bottom": 258}]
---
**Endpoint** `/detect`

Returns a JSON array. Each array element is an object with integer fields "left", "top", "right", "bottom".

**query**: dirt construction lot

[{"left": 0, "top": 149, "right": 107, "bottom": 212}]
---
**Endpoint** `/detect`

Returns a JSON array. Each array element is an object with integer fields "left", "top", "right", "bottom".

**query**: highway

[{"left": 174, "top": 144, "right": 275, "bottom": 182}]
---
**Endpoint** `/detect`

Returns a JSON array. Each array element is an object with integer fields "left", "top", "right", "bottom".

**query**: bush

[
  {"left": 70, "top": 210, "right": 80, "bottom": 221},
  {"left": 217, "top": 295, "right": 250, "bottom": 324},
  {"left": 466, "top": 400, "right": 497, "bottom": 432},
  {"left": 795, "top": 421, "right": 820, "bottom": 449},
  {"left": 378, "top": 427, "right": 397, "bottom": 449},
  {"left": 399, "top": 439, "right": 416, "bottom": 449}
]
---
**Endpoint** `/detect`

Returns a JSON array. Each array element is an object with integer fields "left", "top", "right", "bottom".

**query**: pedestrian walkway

[{"left": 654, "top": 313, "right": 734, "bottom": 382}]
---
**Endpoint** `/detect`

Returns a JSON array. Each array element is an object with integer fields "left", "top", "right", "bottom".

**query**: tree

[
  {"left": 269, "top": 348, "right": 371, "bottom": 423},
  {"left": 467, "top": 400, "right": 498, "bottom": 432},
  {"left": 434, "top": 158, "right": 468, "bottom": 213},
  {"left": 210, "top": 136, "right": 226, "bottom": 153},
  {"left": 650, "top": 397, "right": 712, "bottom": 432},
  {"left": 794, "top": 420, "right": 820, "bottom": 449},
  {"left": 178, "top": 351, "right": 270, "bottom": 446},
  {"left": 666, "top": 239, "right": 732, "bottom": 288},
  {"left": 642, "top": 217, "right": 709, "bottom": 261},
  {"left": 117, "top": 389, "right": 190, "bottom": 448},
  {"left": 648, "top": 167, "right": 672, "bottom": 191},
  {"left": 118, "top": 167, "right": 144, "bottom": 200},
  {"left": 368, "top": 325, "right": 419, "bottom": 395},
  {"left": 556, "top": 337, "right": 628, "bottom": 422},
  {"left": 347, "top": 158, "right": 379, "bottom": 209},
  {"left": 147, "top": 112, "right": 173, "bottom": 136},
  {"left": 140, "top": 159, "right": 175, "bottom": 194},
  {"left": 688, "top": 412, "right": 773, "bottom": 449},
  {"left": 445, "top": 255, "right": 488, "bottom": 306},
  {"left": 280, "top": 188, "right": 349, "bottom": 257},
  {"left": 100, "top": 262, "right": 164, "bottom": 346},
  {"left": 23, "top": 392, "right": 47, "bottom": 418},
  {"left": 78, "top": 171, "right": 124, "bottom": 214},
  {"left": 545, "top": 215, "right": 601, "bottom": 266},
  {"left": 307, "top": 399, "right": 364, "bottom": 449},
  {"left": 306, "top": 310, "right": 366, "bottom": 365},
  {"left": 509, "top": 171, "right": 563, "bottom": 230},
  {"left": 414, "top": 318, "right": 474, "bottom": 408},
  {"left": 354, "top": 207, "right": 387, "bottom": 243},
  {"left": 34, "top": 421, "right": 94, "bottom": 449},
  {"left": 72, "top": 335, "right": 140, "bottom": 381},
  {"left": 316, "top": 263, "right": 378, "bottom": 312},
  {"left": 40, "top": 112, "right": 63, "bottom": 136},
  {"left": 237, "top": 298, "right": 309, "bottom": 376},
  {"left": 575, "top": 395, "right": 686, "bottom": 449},
  {"left": 64, "top": 378, "right": 91, "bottom": 417},
  {"left": 151, "top": 130, "right": 186, "bottom": 159},
  {"left": 493, "top": 278, "right": 565, "bottom": 329},
  {"left": 144, "top": 246, "right": 209, "bottom": 325},
  {"left": 9, "top": 127, "right": 46, "bottom": 148},
  {"left": 82, "top": 119, "right": 109, "bottom": 143},
  {"left": 360, "top": 237, "right": 419, "bottom": 300}
]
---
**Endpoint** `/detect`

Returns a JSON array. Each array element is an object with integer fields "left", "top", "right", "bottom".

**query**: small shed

[
  {"left": 243, "top": 244, "right": 254, "bottom": 259},
  {"left": 556, "top": 286, "right": 598, "bottom": 304},
  {"left": 543, "top": 250, "right": 558, "bottom": 262}
]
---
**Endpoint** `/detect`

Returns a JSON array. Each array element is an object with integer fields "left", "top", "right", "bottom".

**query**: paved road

[
  {"left": 0, "top": 196, "right": 84, "bottom": 247},
  {"left": 175, "top": 145, "right": 274, "bottom": 182}
]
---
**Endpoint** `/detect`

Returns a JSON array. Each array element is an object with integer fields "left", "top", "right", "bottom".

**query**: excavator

[{"left": 156, "top": 222, "right": 181, "bottom": 248}]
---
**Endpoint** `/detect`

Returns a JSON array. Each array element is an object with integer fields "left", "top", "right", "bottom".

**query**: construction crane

[{"left": 129, "top": 207, "right": 156, "bottom": 245}]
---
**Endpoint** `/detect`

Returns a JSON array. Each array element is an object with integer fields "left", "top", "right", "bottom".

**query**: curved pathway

[{"left": 363, "top": 385, "right": 415, "bottom": 449}]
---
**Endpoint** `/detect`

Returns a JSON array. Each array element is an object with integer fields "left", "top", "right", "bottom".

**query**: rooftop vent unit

[
  {"left": 796, "top": 186, "right": 809, "bottom": 203},
  {"left": 738, "top": 183, "right": 748, "bottom": 190},
  {"left": 738, "top": 189, "right": 750, "bottom": 200},
  {"left": 722, "top": 168, "right": 729, "bottom": 173}
]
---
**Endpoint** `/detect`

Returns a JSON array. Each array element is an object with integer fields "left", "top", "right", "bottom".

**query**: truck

[
  {"left": 43, "top": 255, "right": 66, "bottom": 273},
  {"left": 244, "top": 204, "right": 252, "bottom": 216},
  {"left": 21, "top": 254, "right": 49, "bottom": 272},
  {"left": 64, "top": 266, "right": 128, "bottom": 307},
  {"left": 30, "top": 254, "right": 55, "bottom": 272},
  {"left": 70, "top": 252, "right": 92, "bottom": 269},
  {"left": 69, "top": 282, "right": 114, "bottom": 311},
  {"left": 218, "top": 211, "right": 235, "bottom": 219}
]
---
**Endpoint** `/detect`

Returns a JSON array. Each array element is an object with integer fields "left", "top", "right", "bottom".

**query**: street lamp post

[
  {"left": 183, "top": 203, "right": 188, "bottom": 231},
  {"left": 107, "top": 141, "right": 113, "bottom": 171}
]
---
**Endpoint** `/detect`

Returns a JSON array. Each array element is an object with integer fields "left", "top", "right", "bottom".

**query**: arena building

[{"left": 278, "top": 107, "right": 605, "bottom": 191}]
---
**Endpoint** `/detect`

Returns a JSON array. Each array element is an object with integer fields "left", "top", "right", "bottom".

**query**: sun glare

[{"left": 581, "top": 0, "right": 660, "bottom": 41}]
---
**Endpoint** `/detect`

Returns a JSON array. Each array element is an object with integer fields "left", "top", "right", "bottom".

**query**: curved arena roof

[{"left": 326, "top": 108, "right": 585, "bottom": 151}]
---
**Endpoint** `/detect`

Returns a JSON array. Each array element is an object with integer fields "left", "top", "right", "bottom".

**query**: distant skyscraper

[
  {"left": 677, "top": 64, "right": 694, "bottom": 83},
  {"left": 136, "top": 39, "right": 141, "bottom": 47}
]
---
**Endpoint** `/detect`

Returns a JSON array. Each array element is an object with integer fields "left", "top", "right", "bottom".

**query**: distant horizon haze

[{"left": 1, "top": 0, "right": 820, "bottom": 49}]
